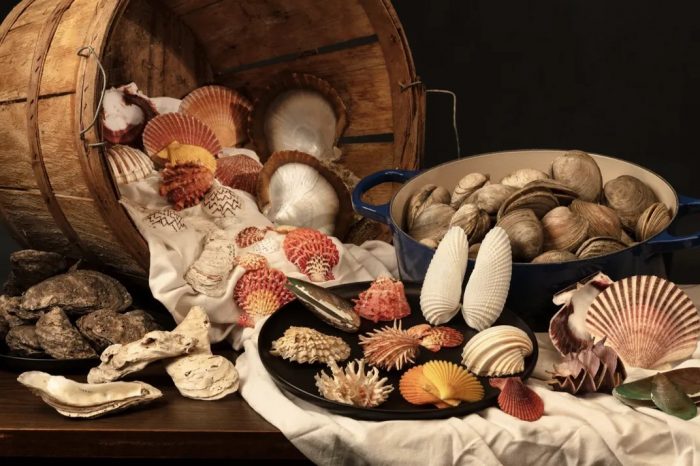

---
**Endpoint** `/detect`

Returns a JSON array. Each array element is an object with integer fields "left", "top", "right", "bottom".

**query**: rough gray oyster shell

[
  {"left": 5, "top": 325, "right": 45, "bottom": 357},
  {"left": 76, "top": 309, "right": 160, "bottom": 352},
  {"left": 3, "top": 250, "right": 69, "bottom": 296},
  {"left": 21, "top": 270, "right": 132, "bottom": 316},
  {"left": 0, "top": 295, "right": 27, "bottom": 328},
  {"left": 35, "top": 308, "right": 97, "bottom": 359}
]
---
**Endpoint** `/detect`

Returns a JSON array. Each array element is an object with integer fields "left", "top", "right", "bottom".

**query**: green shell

[
  {"left": 613, "top": 367, "right": 700, "bottom": 402},
  {"left": 650, "top": 373, "right": 697, "bottom": 420}
]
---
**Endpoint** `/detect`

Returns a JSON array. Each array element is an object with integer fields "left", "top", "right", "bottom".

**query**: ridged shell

[
  {"left": 490, "top": 377, "right": 544, "bottom": 421},
  {"left": 270, "top": 326, "right": 350, "bottom": 365},
  {"left": 257, "top": 150, "right": 352, "bottom": 237},
  {"left": 586, "top": 275, "right": 700, "bottom": 369},
  {"left": 496, "top": 209, "right": 544, "bottom": 262},
  {"left": 353, "top": 276, "right": 411, "bottom": 323},
  {"left": 575, "top": 236, "right": 627, "bottom": 259},
  {"left": 249, "top": 73, "right": 348, "bottom": 162},
  {"left": 283, "top": 228, "right": 340, "bottom": 282},
  {"left": 184, "top": 230, "right": 236, "bottom": 297},
  {"left": 235, "top": 253, "right": 268, "bottom": 271},
  {"left": 235, "top": 226, "right": 268, "bottom": 248},
  {"left": 143, "top": 112, "right": 221, "bottom": 159},
  {"left": 551, "top": 150, "right": 603, "bottom": 202},
  {"left": 417, "top": 326, "right": 464, "bottom": 352},
  {"left": 530, "top": 250, "right": 577, "bottom": 264},
  {"left": 420, "top": 227, "right": 469, "bottom": 325},
  {"left": 315, "top": 359, "right": 393, "bottom": 408},
  {"left": 422, "top": 360, "right": 484, "bottom": 404},
  {"left": 462, "top": 227, "right": 512, "bottom": 331},
  {"left": 542, "top": 206, "right": 589, "bottom": 252},
  {"left": 215, "top": 154, "right": 262, "bottom": 195},
  {"left": 359, "top": 321, "right": 421, "bottom": 371},
  {"left": 286, "top": 277, "right": 360, "bottom": 333},
  {"left": 106, "top": 145, "right": 154, "bottom": 184},
  {"left": 635, "top": 202, "right": 672, "bottom": 242},
  {"left": 159, "top": 162, "right": 214, "bottom": 210},
  {"left": 180, "top": 85, "right": 252, "bottom": 148},
  {"left": 500, "top": 168, "right": 549, "bottom": 189},
  {"left": 450, "top": 173, "right": 490, "bottom": 208},
  {"left": 603, "top": 175, "right": 659, "bottom": 230},
  {"left": 400, "top": 365, "right": 444, "bottom": 407},
  {"left": 234, "top": 267, "right": 295, "bottom": 328},
  {"left": 461, "top": 325, "right": 534, "bottom": 376},
  {"left": 547, "top": 338, "right": 626, "bottom": 394},
  {"left": 202, "top": 184, "right": 243, "bottom": 218}
]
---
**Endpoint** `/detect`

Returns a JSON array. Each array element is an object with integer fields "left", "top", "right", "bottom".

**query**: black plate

[
  {"left": 258, "top": 281, "right": 539, "bottom": 420},
  {"left": 0, "top": 350, "right": 98, "bottom": 374}
]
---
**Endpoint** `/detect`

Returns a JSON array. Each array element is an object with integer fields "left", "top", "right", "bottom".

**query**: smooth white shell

[
  {"left": 462, "top": 226, "right": 512, "bottom": 330},
  {"left": 420, "top": 227, "right": 469, "bottom": 325},
  {"left": 461, "top": 325, "right": 533, "bottom": 376}
]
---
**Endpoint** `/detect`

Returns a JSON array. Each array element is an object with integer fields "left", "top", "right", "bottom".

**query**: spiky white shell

[
  {"left": 315, "top": 358, "right": 393, "bottom": 408},
  {"left": 420, "top": 227, "right": 469, "bottom": 325},
  {"left": 461, "top": 325, "right": 533, "bottom": 376},
  {"left": 263, "top": 163, "right": 339, "bottom": 235},
  {"left": 462, "top": 226, "right": 512, "bottom": 330},
  {"left": 270, "top": 326, "right": 350, "bottom": 365},
  {"left": 586, "top": 275, "right": 700, "bottom": 369}
]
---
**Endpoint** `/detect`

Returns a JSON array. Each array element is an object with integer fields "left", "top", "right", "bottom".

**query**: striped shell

[
  {"left": 462, "top": 227, "right": 512, "bottom": 331},
  {"left": 400, "top": 365, "right": 446, "bottom": 407},
  {"left": 106, "top": 145, "right": 154, "bottom": 184},
  {"left": 202, "top": 184, "right": 242, "bottom": 218},
  {"left": 490, "top": 377, "right": 544, "bottom": 421},
  {"left": 585, "top": 275, "right": 700, "bottom": 369},
  {"left": 159, "top": 162, "right": 214, "bottom": 210},
  {"left": 235, "top": 226, "right": 268, "bottom": 248},
  {"left": 399, "top": 361, "right": 483, "bottom": 407},
  {"left": 215, "top": 154, "right": 262, "bottom": 195},
  {"left": 417, "top": 326, "right": 464, "bottom": 352},
  {"left": 270, "top": 326, "right": 350, "bottom": 365},
  {"left": 142, "top": 112, "right": 222, "bottom": 158},
  {"left": 233, "top": 267, "right": 295, "bottom": 328},
  {"left": 315, "top": 359, "right": 393, "bottom": 408},
  {"left": 353, "top": 276, "right": 410, "bottom": 323},
  {"left": 359, "top": 321, "right": 420, "bottom": 371},
  {"left": 461, "top": 325, "right": 534, "bottom": 376},
  {"left": 180, "top": 85, "right": 252, "bottom": 148},
  {"left": 420, "top": 226, "right": 469, "bottom": 325},
  {"left": 283, "top": 228, "right": 340, "bottom": 282}
]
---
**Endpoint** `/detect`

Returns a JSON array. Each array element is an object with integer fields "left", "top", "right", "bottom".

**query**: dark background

[{"left": 0, "top": 0, "right": 698, "bottom": 282}]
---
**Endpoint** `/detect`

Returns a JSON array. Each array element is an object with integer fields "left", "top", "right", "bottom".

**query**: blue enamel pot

[{"left": 352, "top": 149, "right": 700, "bottom": 331}]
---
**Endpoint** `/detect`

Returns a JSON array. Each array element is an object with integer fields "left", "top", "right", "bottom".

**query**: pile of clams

[
  {"left": 0, "top": 250, "right": 159, "bottom": 360},
  {"left": 406, "top": 150, "right": 672, "bottom": 263}
]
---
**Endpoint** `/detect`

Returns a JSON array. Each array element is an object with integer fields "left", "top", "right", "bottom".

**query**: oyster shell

[
  {"left": 286, "top": 277, "right": 360, "bottom": 332},
  {"left": 215, "top": 153, "right": 262, "bottom": 196},
  {"left": 450, "top": 173, "right": 490, "bottom": 208},
  {"left": 542, "top": 206, "right": 589, "bottom": 252},
  {"left": 234, "top": 267, "right": 295, "bottom": 328},
  {"left": 490, "top": 377, "right": 544, "bottom": 421},
  {"left": 315, "top": 358, "right": 393, "bottom": 408},
  {"left": 184, "top": 229, "right": 236, "bottom": 297},
  {"left": 359, "top": 321, "right": 421, "bottom": 371},
  {"left": 166, "top": 353, "right": 239, "bottom": 401},
  {"left": 5, "top": 325, "right": 45, "bottom": 357},
  {"left": 530, "top": 250, "right": 577, "bottom": 264},
  {"left": 569, "top": 199, "right": 622, "bottom": 239},
  {"left": 500, "top": 168, "right": 549, "bottom": 189},
  {"left": 551, "top": 150, "right": 603, "bottom": 202},
  {"left": 353, "top": 276, "right": 411, "bottom": 323},
  {"left": 407, "top": 184, "right": 451, "bottom": 231},
  {"left": 159, "top": 162, "right": 214, "bottom": 210},
  {"left": 76, "top": 309, "right": 160, "bottom": 353},
  {"left": 466, "top": 184, "right": 516, "bottom": 216},
  {"left": 4, "top": 250, "right": 69, "bottom": 295},
  {"left": 257, "top": 150, "right": 352, "bottom": 237},
  {"left": 635, "top": 202, "right": 671, "bottom": 241},
  {"left": 497, "top": 186, "right": 559, "bottom": 221},
  {"left": 449, "top": 203, "right": 490, "bottom": 244},
  {"left": 283, "top": 228, "right": 340, "bottom": 283},
  {"left": 1, "top": 295, "right": 26, "bottom": 326},
  {"left": 21, "top": 270, "right": 132, "bottom": 316},
  {"left": 18, "top": 371, "right": 162, "bottom": 419},
  {"left": 35, "top": 308, "right": 96, "bottom": 360},
  {"left": 496, "top": 209, "right": 544, "bottom": 262},
  {"left": 106, "top": 145, "right": 154, "bottom": 185},
  {"left": 270, "top": 326, "right": 351, "bottom": 365},
  {"left": 142, "top": 112, "right": 222, "bottom": 163},
  {"left": 603, "top": 175, "right": 659, "bottom": 230},
  {"left": 249, "top": 72, "right": 347, "bottom": 162},
  {"left": 575, "top": 236, "right": 627, "bottom": 259},
  {"left": 461, "top": 325, "right": 533, "bottom": 376},
  {"left": 409, "top": 203, "right": 455, "bottom": 245}
]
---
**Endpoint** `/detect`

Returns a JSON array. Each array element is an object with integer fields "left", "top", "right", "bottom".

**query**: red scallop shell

[
  {"left": 215, "top": 154, "right": 262, "bottom": 195},
  {"left": 235, "top": 226, "right": 268, "bottom": 249},
  {"left": 142, "top": 112, "right": 222, "bottom": 157},
  {"left": 419, "top": 326, "right": 464, "bottom": 352},
  {"left": 282, "top": 228, "right": 339, "bottom": 282},
  {"left": 353, "top": 276, "right": 411, "bottom": 323},
  {"left": 159, "top": 162, "right": 214, "bottom": 210},
  {"left": 490, "top": 377, "right": 544, "bottom": 422},
  {"left": 233, "top": 267, "right": 295, "bottom": 328}
]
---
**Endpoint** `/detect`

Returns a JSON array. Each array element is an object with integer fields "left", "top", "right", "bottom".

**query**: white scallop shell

[
  {"left": 586, "top": 275, "right": 700, "bottom": 369},
  {"left": 263, "top": 162, "right": 339, "bottom": 235},
  {"left": 106, "top": 145, "right": 154, "bottom": 184},
  {"left": 461, "top": 325, "right": 533, "bottom": 376},
  {"left": 462, "top": 226, "right": 512, "bottom": 330},
  {"left": 420, "top": 226, "right": 469, "bottom": 325}
]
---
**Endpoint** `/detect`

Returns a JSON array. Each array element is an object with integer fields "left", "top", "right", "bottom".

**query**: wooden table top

[{"left": 0, "top": 352, "right": 306, "bottom": 460}]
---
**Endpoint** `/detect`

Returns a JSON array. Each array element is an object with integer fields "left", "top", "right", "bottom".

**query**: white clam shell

[
  {"left": 461, "top": 325, "right": 533, "bottom": 376},
  {"left": 420, "top": 227, "right": 469, "bottom": 325},
  {"left": 462, "top": 227, "right": 512, "bottom": 331}
]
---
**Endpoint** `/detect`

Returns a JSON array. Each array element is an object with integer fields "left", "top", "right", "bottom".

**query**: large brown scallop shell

[{"left": 142, "top": 112, "right": 222, "bottom": 158}]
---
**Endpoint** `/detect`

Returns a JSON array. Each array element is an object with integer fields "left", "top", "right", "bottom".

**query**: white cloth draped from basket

[
  {"left": 119, "top": 174, "right": 398, "bottom": 347},
  {"left": 235, "top": 285, "right": 700, "bottom": 466}
]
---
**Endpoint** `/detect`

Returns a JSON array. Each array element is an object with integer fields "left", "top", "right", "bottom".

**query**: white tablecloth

[{"left": 235, "top": 285, "right": 700, "bottom": 466}]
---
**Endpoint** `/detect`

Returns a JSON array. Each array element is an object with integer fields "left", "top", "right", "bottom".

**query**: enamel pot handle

[
  {"left": 646, "top": 194, "right": 700, "bottom": 253},
  {"left": 352, "top": 169, "right": 419, "bottom": 224}
]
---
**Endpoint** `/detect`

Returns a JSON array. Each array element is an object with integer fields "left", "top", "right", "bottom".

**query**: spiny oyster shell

[
  {"left": 35, "top": 308, "right": 96, "bottom": 359},
  {"left": 358, "top": 321, "right": 421, "bottom": 371},
  {"left": 421, "top": 226, "right": 469, "bottom": 325},
  {"left": 18, "top": 371, "right": 161, "bottom": 419},
  {"left": 184, "top": 230, "right": 236, "bottom": 297},
  {"left": 462, "top": 227, "right": 512, "bottom": 331},
  {"left": 76, "top": 309, "right": 160, "bottom": 353},
  {"left": 234, "top": 267, "right": 296, "bottom": 328},
  {"left": 283, "top": 227, "right": 340, "bottom": 282},
  {"left": 21, "top": 270, "right": 132, "bottom": 316},
  {"left": 270, "top": 326, "right": 350, "bottom": 365},
  {"left": 159, "top": 162, "right": 214, "bottom": 210},
  {"left": 461, "top": 325, "right": 533, "bottom": 376},
  {"left": 353, "top": 276, "right": 410, "bottom": 323},
  {"left": 315, "top": 358, "right": 393, "bottom": 408}
]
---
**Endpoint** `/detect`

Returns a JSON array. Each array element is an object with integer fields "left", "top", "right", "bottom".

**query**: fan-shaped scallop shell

[
  {"left": 202, "top": 184, "right": 242, "bottom": 218},
  {"left": 353, "top": 276, "right": 411, "bottom": 323},
  {"left": 215, "top": 154, "right": 262, "bottom": 195},
  {"left": 462, "top": 227, "right": 512, "bottom": 331},
  {"left": 422, "top": 360, "right": 484, "bottom": 405},
  {"left": 159, "top": 162, "right": 214, "bottom": 210},
  {"left": 234, "top": 267, "right": 295, "bottom": 328},
  {"left": 461, "top": 325, "right": 534, "bottom": 376},
  {"left": 235, "top": 226, "right": 268, "bottom": 248},
  {"left": 490, "top": 377, "right": 544, "bottom": 421},
  {"left": 585, "top": 275, "right": 700, "bottom": 369},
  {"left": 400, "top": 365, "right": 445, "bottom": 407},
  {"left": 249, "top": 72, "right": 347, "bottom": 162},
  {"left": 315, "top": 359, "right": 393, "bottom": 408},
  {"left": 235, "top": 253, "right": 268, "bottom": 271},
  {"left": 270, "top": 326, "right": 350, "bottom": 365},
  {"left": 417, "top": 326, "right": 464, "bottom": 352},
  {"left": 142, "top": 112, "right": 222, "bottom": 158},
  {"left": 359, "top": 321, "right": 421, "bottom": 371},
  {"left": 106, "top": 145, "right": 154, "bottom": 184},
  {"left": 420, "top": 226, "right": 469, "bottom": 325},
  {"left": 283, "top": 228, "right": 340, "bottom": 282},
  {"left": 180, "top": 85, "right": 252, "bottom": 148}
]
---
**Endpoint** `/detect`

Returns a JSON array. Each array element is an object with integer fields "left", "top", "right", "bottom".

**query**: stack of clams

[{"left": 406, "top": 150, "right": 672, "bottom": 263}]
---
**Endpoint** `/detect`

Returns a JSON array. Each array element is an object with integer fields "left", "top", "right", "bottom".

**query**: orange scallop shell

[
  {"left": 234, "top": 267, "right": 295, "bottom": 328},
  {"left": 142, "top": 112, "right": 222, "bottom": 158},
  {"left": 399, "top": 366, "right": 443, "bottom": 406},
  {"left": 283, "top": 227, "right": 339, "bottom": 282},
  {"left": 422, "top": 360, "right": 484, "bottom": 404}
]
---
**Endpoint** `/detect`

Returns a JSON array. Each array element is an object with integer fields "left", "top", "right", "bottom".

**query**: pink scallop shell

[
  {"left": 142, "top": 113, "right": 222, "bottom": 157},
  {"left": 353, "top": 276, "right": 411, "bottom": 323},
  {"left": 215, "top": 154, "right": 262, "bottom": 195},
  {"left": 282, "top": 228, "right": 339, "bottom": 282},
  {"left": 419, "top": 326, "right": 464, "bottom": 352},
  {"left": 235, "top": 226, "right": 269, "bottom": 249},
  {"left": 490, "top": 377, "right": 544, "bottom": 421},
  {"left": 233, "top": 267, "right": 295, "bottom": 328}
]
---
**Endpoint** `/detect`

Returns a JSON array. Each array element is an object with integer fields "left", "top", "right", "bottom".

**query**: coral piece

[
  {"left": 235, "top": 253, "right": 268, "bottom": 271},
  {"left": 358, "top": 321, "right": 421, "bottom": 371},
  {"left": 35, "top": 308, "right": 96, "bottom": 360},
  {"left": 106, "top": 145, "right": 154, "bottom": 185},
  {"left": 283, "top": 227, "right": 340, "bottom": 282},
  {"left": 101, "top": 83, "right": 157, "bottom": 145},
  {"left": 417, "top": 326, "right": 464, "bottom": 352},
  {"left": 586, "top": 275, "right": 700, "bottom": 369},
  {"left": 159, "top": 162, "right": 214, "bottom": 210},
  {"left": 315, "top": 359, "right": 393, "bottom": 408},
  {"left": 166, "top": 353, "right": 239, "bottom": 401},
  {"left": 76, "top": 309, "right": 160, "bottom": 353},
  {"left": 18, "top": 371, "right": 162, "bottom": 419},
  {"left": 235, "top": 226, "right": 268, "bottom": 248},
  {"left": 142, "top": 112, "right": 221, "bottom": 160},
  {"left": 270, "top": 326, "right": 350, "bottom": 365},
  {"left": 490, "top": 377, "right": 544, "bottom": 421},
  {"left": 286, "top": 277, "right": 360, "bottom": 333},
  {"left": 233, "top": 267, "right": 295, "bottom": 327},
  {"left": 547, "top": 338, "right": 626, "bottom": 394},
  {"left": 461, "top": 325, "right": 533, "bottom": 376},
  {"left": 145, "top": 208, "right": 187, "bottom": 232},
  {"left": 215, "top": 154, "right": 262, "bottom": 195},
  {"left": 353, "top": 276, "right": 411, "bottom": 323},
  {"left": 184, "top": 230, "right": 236, "bottom": 297},
  {"left": 5, "top": 325, "right": 45, "bottom": 357},
  {"left": 422, "top": 360, "right": 484, "bottom": 405}
]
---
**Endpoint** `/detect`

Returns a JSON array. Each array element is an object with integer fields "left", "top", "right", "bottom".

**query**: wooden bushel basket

[{"left": 0, "top": 0, "right": 425, "bottom": 281}]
